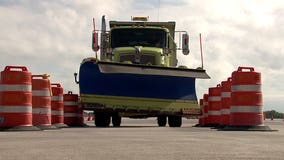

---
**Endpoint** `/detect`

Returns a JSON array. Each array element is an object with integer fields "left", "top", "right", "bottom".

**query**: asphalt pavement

[{"left": 0, "top": 118, "right": 283, "bottom": 160}]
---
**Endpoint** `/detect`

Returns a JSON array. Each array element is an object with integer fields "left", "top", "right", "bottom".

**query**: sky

[{"left": 0, "top": 0, "right": 283, "bottom": 112}]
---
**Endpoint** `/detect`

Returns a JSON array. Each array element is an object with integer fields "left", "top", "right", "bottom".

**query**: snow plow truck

[{"left": 75, "top": 16, "right": 210, "bottom": 127}]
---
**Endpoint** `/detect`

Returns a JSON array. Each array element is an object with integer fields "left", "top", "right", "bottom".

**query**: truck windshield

[{"left": 111, "top": 28, "right": 166, "bottom": 48}]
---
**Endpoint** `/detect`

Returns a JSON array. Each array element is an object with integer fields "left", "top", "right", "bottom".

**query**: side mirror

[
  {"left": 182, "top": 33, "right": 190, "bottom": 55},
  {"left": 92, "top": 31, "right": 99, "bottom": 52}
]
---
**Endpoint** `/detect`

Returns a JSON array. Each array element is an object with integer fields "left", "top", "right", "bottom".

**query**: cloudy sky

[{"left": 0, "top": 0, "right": 283, "bottom": 112}]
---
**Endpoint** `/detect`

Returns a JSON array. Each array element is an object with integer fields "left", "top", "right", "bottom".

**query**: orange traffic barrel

[
  {"left": 87, "top": 115, "right": 94, "bottom": 121},
  {"left": 221, "top": 78, "right": 232, "bottom": 126},
  {"left": 51, "top": 83, "right": 67, "bottom": 128},
  {"left": 32, "top": 74, "right": 57, "bottom": 130},
  {"left": 198, "top": 99, "right": 204, "bottom": 126},
  {"left": 0, "top": 66, "right": 40, "bottom": 131},
  {"left": 202, "top": 94, "right": 209, "bottom": 126},
  {"left": 223, "top": 67, "right": 274, "bottom": 131},
  {"left": 77, "top": 102, "right": 85, "bottom": 126},
  {"left": 208, "top": 84, "right": 222, "bottom": 126},
  {"left": 64, "top": 91, "right": 80, "bottom": 126}
]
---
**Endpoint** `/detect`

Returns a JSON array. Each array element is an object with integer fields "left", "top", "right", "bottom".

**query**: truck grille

[
  {"left": 120, "top": 54, "right": 156, "bottom": 65},
  {"left": 120, "top": 54, "right": 135, "bottom": 62}
]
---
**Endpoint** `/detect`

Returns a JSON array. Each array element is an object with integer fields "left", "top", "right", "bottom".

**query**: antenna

[
  {"left": 199, "top": 33, "right": 204, "bottom": 69},
  {"left": 92, "top": 18, "right": 98, "bottom": 59}
]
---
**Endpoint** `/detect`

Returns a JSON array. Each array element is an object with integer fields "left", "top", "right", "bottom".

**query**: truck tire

[
  {"left": 168, "top": 116, "right": 182, "bottom": 127},
  {"left": 95, "top": 112, "right": 111, "bottom": 127},
  {"left": 157, "top": 116, "right": 167, "bottom": 127},
  {"left": 112, "top": 113, "right": 121, "bottom": 127}
]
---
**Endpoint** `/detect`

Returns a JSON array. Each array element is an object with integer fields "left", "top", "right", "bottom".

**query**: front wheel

[
  {"left": 95, "top": 112, "right": 111, "bottom": 127},
  {"left": 157, "top": 116, "right": 167, "bottom": 127},
  {"left": 112, "top": 113, "right": 122, "bottom": 127},
  {"left": 168, "top": 116, "right": 182, "bottom": 127}
]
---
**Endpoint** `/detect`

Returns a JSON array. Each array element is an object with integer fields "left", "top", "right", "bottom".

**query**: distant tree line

[{"left": 264, "top": 110, "right": 284, "bottom": 119}]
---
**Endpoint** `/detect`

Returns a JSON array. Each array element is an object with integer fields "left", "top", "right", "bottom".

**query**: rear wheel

[
  {"left": 112, "top": 113, "right": 122, "bottom": 127},
  {"left": 168, "top": 116, "right": 182, "bottom": 127},
  {"left": 157, "top": 116, "right": 167, "bottom": 127},
  {"left": 95, "top": 112, "right": 111, "bottom": 127}
]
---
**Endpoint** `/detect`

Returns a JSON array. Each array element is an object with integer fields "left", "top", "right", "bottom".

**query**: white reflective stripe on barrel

[
  {"left": 208, "top": 96, "right": 221, "bottom": 101},
  {"left": 64, "top": 101, "right": 78, "bottom": 106},
  {"left": 221, "top": 92, "right": 231, "bottom": 98},
  {"left": 0, "top": 106, "right": 32, "bottom": 113},
  {"left": 230, "top": 106, "right": 262, "bottom": 113},
  {"left": 64, "top": 113, "right": 78, "bottom": 117},
  {"left": 51, "top": 110, "right": 64, "bottom": 116},
  {"left": 0, "top": 84, "right": 32, "bottom": 92},
  {"left": 208, "top": 110, "right": 221, "bottom": 116},
  {"left": 77, "top": 114, "right": 83, "bottom": 117},
  {"left": 51, "top": 96, "right": 63, "bottom": 101},
  {"left": 32, "top": 108, "right": 51, "bottom": 114},
  {"left": 231, "top": 85, "right": 261, "bottom": 92},
  {"left": 32, "top": 90, "right": 51, "bottom": 96},
  {"left": 221, "top": 109, "right": 230, "bottom": 115}
]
